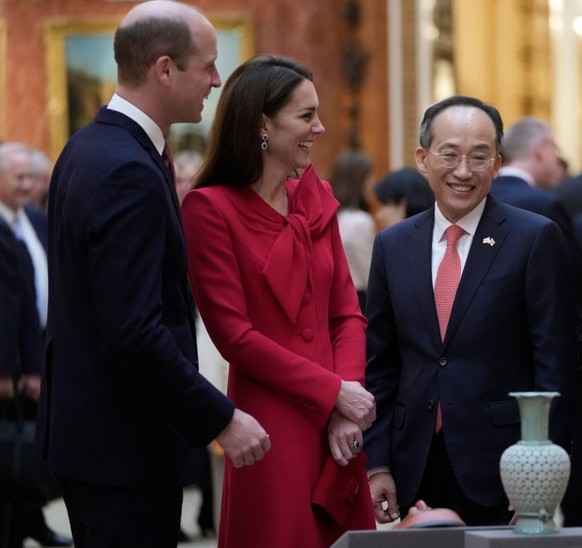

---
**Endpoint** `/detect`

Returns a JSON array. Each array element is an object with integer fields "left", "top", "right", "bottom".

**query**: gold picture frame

[{"left": 45, "top": 15, "right": 254, "bottom": 160}]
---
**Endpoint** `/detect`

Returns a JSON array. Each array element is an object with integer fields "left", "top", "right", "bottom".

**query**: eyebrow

[{"left": 436, "top": 142, "right": 493, "bottom": 151}]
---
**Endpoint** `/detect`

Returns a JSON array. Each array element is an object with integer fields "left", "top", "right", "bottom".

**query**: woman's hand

[
  {"left": 334, "top": 380, "right": 376, "bottom": 431},
  {"left": 328, "top": 409, "right": 363, "bottom": 466}
]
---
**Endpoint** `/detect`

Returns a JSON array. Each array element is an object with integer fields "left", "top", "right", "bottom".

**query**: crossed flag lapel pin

[{"left": 482, "top": 236, "right": 496, "bottom": 246}]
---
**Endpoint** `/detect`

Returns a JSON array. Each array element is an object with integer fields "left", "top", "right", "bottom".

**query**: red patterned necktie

[
  {"left": 434, "top": 224, "right": 464, "bottom": 432},
  {"left": 162, "top": 141, "right": 176, "bottom": 183}
]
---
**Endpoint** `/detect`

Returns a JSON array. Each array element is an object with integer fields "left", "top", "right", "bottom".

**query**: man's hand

[
  {"left": 17, "top": 374, "right": 41, "bottom": 401},
  {"left": 0, "top": 377, "right": 14, "bottom": 400},
  {"left": 368, "top": 471, "right": 400, "bottom": 523},
  {"left": 335, "top": 380, "right": 376, "bottom": 431},
  {"left": 328, "top": 409, "right": 362, "bottom": 466},
  {"left": 216, "top": 408, "right": 271, "bottom": 468}
]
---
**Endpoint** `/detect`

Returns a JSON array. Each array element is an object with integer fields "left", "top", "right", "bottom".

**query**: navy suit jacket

[
  {"left": 365, "top": 195, "right": 577, "bottom": 508},
  {"left": 0, "top": 220, "right": 43, "bottom": 378},
  {"left": 491, "top": 175, "right": 582, "bottom": 308},
  {"left": 35, "top": 107, "right": 235, "bottom": 488}
]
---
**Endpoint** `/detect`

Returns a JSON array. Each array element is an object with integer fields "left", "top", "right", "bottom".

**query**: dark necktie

[
  {"left": 434, "top": 224, "right": 464, "bottom": 432},
  {"left": 162, "top": 141, "right": 176, "bottom": 183}
]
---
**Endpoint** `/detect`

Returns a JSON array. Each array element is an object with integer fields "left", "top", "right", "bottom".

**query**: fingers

[
  {"left": 386, "top": 493, "right": 401, "bottom": 521},
  {"left": 373, "top": 507, "right": 392, "bottom": 524},
  {"left": 230, "top": 432, "right": 271, "bottom": 468},
  {"left": 217, "top": 409, "right": 271, "bottom": 468},
  {"left": 369, "top": 472, "right": 400, "bottom": 522},
  {"left": 329, "top": 439, "right": 349, "bottom": 467},
  {"left": 327, "top": 410, "right": 363, "bottom": 465}
]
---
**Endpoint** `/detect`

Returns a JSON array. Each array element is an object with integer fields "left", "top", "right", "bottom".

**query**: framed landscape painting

[{"left": 45, "top": 16, "right": 253, "bottom": 159}]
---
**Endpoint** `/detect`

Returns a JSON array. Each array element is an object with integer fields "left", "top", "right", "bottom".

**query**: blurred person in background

[
  {"left": 27, "top": 149, "right": 52, "bottom": 213},
  {"left": 330, "top": 149, "right": 376, "bottom": 312},
  {"left": 174, "top": 149, "right": 203, "bottom": 204},
  {"left": 373, "top": 167, "right": 435, "bottom": 230},
  {"left": 0, "top": 142, "right": 71, "bottom": 547}
]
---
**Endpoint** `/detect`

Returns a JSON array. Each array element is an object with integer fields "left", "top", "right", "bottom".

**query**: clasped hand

[
  {"left": 328, "top": 380, "right": 376, "bottom": 466},
  {"left": 216, "top": 408, "right": 271, "bottom": 469},
  {"left": 335, "top": 380, "right": 376, "bottom": 430}
]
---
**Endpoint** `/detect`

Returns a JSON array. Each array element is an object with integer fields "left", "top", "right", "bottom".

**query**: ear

[
  {"left": 415, "top": 147, "right": 429, "bottom": 174},
  {"left": 260, "top": 114, "right": 271, "bottom": 132},
  {"left": 154, "top": 56, "right": 173, "bottom": 85},
  {"left": 492, "top": 153, "right": 502, "bottom": 178}
]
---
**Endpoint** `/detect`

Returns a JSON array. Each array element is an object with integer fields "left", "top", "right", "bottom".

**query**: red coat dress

[{"left": 182, "top": 166, "right": 375, "bottom": 547}]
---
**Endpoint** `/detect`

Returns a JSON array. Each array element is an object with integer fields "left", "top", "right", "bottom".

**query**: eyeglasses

[{"left": 426, "top": 149, "right": 495, "bottom": 172}]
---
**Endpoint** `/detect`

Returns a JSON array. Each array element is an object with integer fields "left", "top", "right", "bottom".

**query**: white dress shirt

[{"left": 108, "top": 93, "right": 165, "bottom": 156}]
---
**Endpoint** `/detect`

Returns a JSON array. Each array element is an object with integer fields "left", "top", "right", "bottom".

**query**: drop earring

[{"left": 261, "top": 134, "right": 269, "bottom": 151}]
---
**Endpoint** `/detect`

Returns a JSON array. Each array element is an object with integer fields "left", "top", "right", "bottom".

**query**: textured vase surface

[{"left": 499, "top": 391, "right": 570, "bottom": 534}]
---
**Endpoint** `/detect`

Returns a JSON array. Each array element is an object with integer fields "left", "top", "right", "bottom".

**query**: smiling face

[
  {"left": 261, "top": 79, "right": 325, "bottom": 174},
  {"left": 416, "top": 105, "right": 501, "bottom": 223},
  {"left": 171, "top": 15, "right": 221, "bottom": 124},
  {"left": 0, "top": 149, "right": 34, "bottom": 211}
]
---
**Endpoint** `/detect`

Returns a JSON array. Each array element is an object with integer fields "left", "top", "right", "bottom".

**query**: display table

[
  {"left": 465, "top": 528, "right": 582, "bottom": 547},
  {"left": 331, "top": 527, "right": 582, "bottom": 548}
]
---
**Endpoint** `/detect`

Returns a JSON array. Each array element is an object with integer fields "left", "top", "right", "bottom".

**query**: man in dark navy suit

[
  {"left": 34, "top": 2, "right": 270, "bottom": 547},
  {"left": 490, "top": 117, "right": 582, "bottom": 527},
  {"left": 0, "top": 142, "right": 71, "bottom": 547},
  {"left": 490, "top": 117, "right": 582, "bottom": 303},
  {"left": 365, "top": 96, "right": 577, "bottom": 526}
]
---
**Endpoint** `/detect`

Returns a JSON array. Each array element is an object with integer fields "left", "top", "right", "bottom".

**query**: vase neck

[{"left": 516, "top": 395, "right": 554, "bottom": 442}]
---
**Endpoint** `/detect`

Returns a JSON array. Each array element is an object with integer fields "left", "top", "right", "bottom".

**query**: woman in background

[
  {"left": 181, "top": 54, "right": 376, "bottom": 548},
  {"left": 330, "top": 150, "right": 376, "bottom": 312},
  {"left": 373, "top": 167, "right": 434, "bottom": 230}
]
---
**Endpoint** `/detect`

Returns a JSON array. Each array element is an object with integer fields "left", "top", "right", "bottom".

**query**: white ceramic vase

[{"left": 499, "top": 391, "right": 571, "bottom": 534}]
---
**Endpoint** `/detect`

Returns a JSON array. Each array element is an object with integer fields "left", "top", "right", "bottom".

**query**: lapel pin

[{"left": 482, "top": 236, "right": 495, "bottom": 246}]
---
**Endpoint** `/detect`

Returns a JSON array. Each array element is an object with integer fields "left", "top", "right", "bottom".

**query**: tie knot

[{"left": 445, "top": 224, "right": 464, "bottom": 246}]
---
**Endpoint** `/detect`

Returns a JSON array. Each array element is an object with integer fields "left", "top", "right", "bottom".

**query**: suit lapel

[
  {"left": 444, "top": 196, "right": 507, "bottom": 346},
  {"left": 95, "top": 108, "right": 183, "bottom": 224},
  {"left": 407, "top": 209, "right": 443, "bottom": 349}
]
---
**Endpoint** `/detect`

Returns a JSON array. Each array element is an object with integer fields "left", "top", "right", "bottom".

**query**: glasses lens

[
  {"left": 429, "top": 151, "right": 492, "bottom": 171},
  {"left": 469, "top": 158, "right": 491, "bottom": 171},
  {"left": 439, "top": 153, "right": 460, "bottom": 168}
]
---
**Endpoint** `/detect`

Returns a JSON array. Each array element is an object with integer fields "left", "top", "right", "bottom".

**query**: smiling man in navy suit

[
  {"left": 34, "top": 2, "right": 270, "bottom": 547},
  {"left": 365, "top": 96, "right": 577, "bottom": 526}
]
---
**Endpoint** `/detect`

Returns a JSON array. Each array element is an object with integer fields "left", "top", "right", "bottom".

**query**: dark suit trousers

[
  {"left": 411, "top": 431, "right": 512, "bottom": 526},
  {"left": 57, "top": 476, "right": 183, "bottom": 548}
]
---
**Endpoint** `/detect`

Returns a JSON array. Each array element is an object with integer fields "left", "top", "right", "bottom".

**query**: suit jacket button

[
  {"left": 439, "top": 357, "right": 447, "bottom": 367},
  {"left": 427, "top": 400, "right": 435, "bottom": 410},
  {"left": 301, "top": 328, "right": 314, "bottom": 341}
]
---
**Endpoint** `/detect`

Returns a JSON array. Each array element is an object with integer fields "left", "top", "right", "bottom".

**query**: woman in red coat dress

[{"left": 182, "top": 54, "right": 376, "bottom": 547}]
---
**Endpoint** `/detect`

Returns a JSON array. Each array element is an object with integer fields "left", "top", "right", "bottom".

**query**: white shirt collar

[
  {"left": 107, "top": 93, "right": 165, "bottom": 155},
  {"left": 498, "top": 166, "right": 535, "bottom": 187},
  {"left": 433, "top": 197, "right": 487, "bottom": 243}
]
